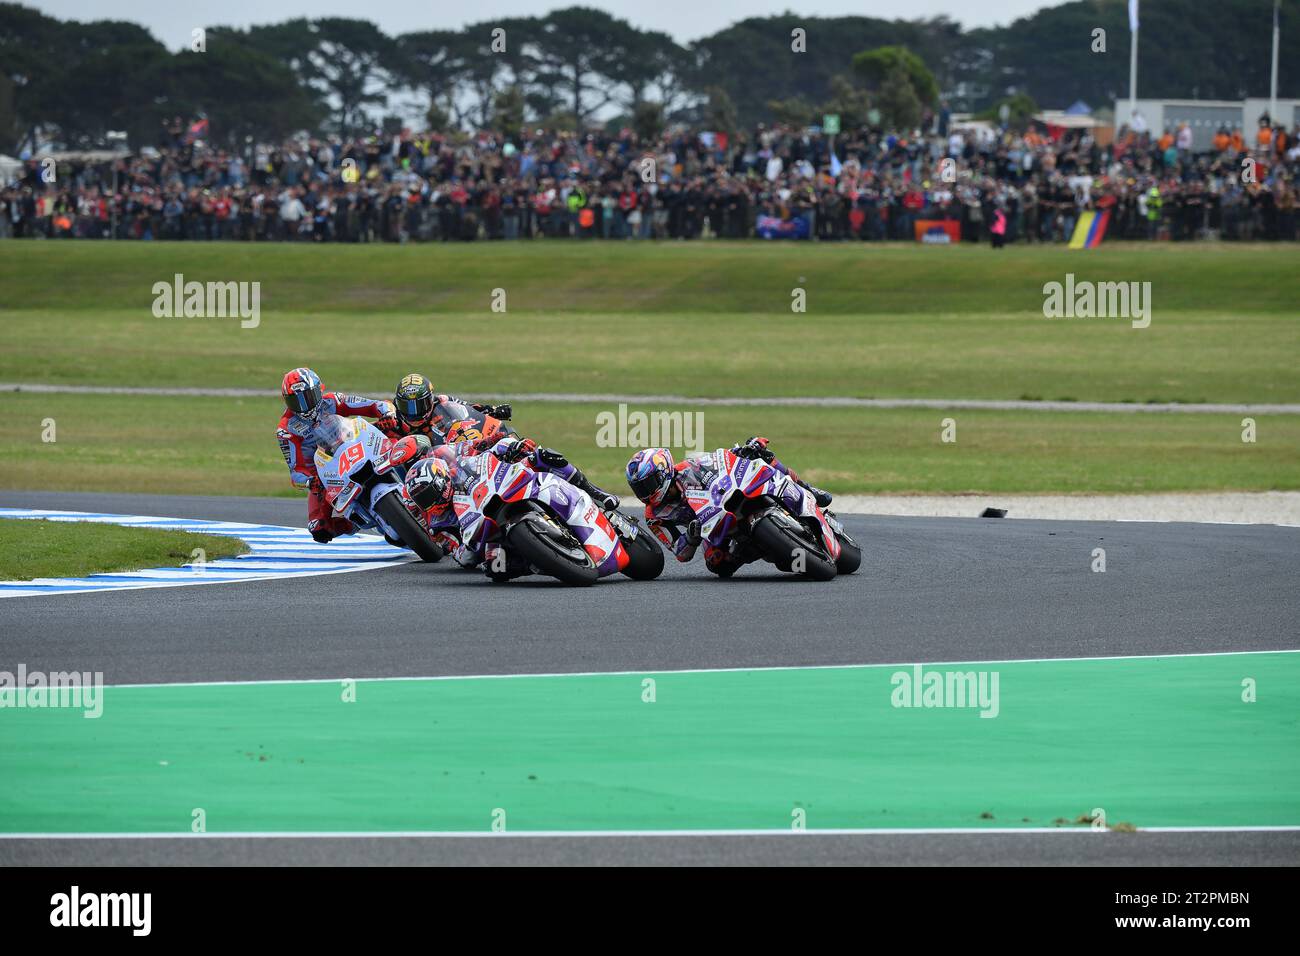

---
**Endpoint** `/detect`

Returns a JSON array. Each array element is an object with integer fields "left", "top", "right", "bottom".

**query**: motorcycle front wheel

[
  {"left": 374, "top": 492, "right": 443, "bottom": 563},
  {"left": 750, "top": 510, "right": 837, "bottom": 581},
  {"left": 505, "top": 512, "right": 600, "bottom": 586}
]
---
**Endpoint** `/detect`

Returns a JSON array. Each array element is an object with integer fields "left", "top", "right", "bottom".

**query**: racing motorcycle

[
  {"left": 429, "top": 397, "right": 514, "bottom": 446},
  {"left": 312, "top": 414, "right": 443, "bottom": 562},
  {"left": 683, "top": 447, "right": 860, "bottom": 581},
  {"left": 447, "top": 445, "right": 663, "bottom": 586}
]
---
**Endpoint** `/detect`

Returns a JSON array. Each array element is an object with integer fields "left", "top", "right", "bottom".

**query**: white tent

[
  {"left": 0, "top": 154, "right": 23, "bottom": 185},
  {"left": 1033, "top": 111, "right": 1106, "bottom": 130},
  {"left": 35, "top": 149, "right": 129, "bottom": 163}
]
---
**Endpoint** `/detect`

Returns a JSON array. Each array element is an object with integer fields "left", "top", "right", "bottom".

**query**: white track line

[
  {"left": 3, "top": 383, "right": 1297, "bottom": 415},
  {"left": 90, "top": 648, "right": 1300, "bottom": 690},
  {"left": 2, "top": 825, "right": 1296, "bottom": 840}
]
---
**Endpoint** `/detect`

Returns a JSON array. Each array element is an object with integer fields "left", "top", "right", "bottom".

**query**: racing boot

[
  {"left": 536, "top": 447, "right": 620, "bottom": 510},
  {"left": 572, "top": 470, "right": 621, "bottom": 511},
  {"left": 770, "top": 459, "right": 833, "bottom": 509},
  {"left": 795, "top": 478, "right": 833, "bottom": 509},
  {"left": 309, "top": 514, "right": 357, "bottom": 544},
  {"left": 307, "top": 480, "right": 356, "bottom": 543}
]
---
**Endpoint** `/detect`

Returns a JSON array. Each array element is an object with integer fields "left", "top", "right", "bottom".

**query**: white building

[{"left": 1113, "top": 98, "right": 1300, "bottom": 150}]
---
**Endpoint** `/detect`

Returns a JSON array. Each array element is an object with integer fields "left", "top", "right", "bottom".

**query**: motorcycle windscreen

[
  {"left": 312, "top": 414, "right": 357, "bottom": 455},
  {"left": 459, "top": 452, "right": 492, "bottom": 482},
  {"left": 436, "top": 399, "right": 476, "bottom": 422},
  {"left": 432, "top": 400, "right": 505, "bottom": 443}
]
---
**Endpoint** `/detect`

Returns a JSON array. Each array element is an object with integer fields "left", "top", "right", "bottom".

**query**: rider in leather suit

[
  {"left": 625, "top": 437, "right": 832, "bottom": 577},
  {"left": 377, "top": 372, "right": 621, "bottom": 509},
  {"left": 275, "top": 367, "right": 395, "bottom": 543}
]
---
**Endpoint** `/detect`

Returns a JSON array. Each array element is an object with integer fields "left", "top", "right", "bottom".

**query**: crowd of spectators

[{"left": 3, "top": 114, "right": 1298, "bottom": 244}]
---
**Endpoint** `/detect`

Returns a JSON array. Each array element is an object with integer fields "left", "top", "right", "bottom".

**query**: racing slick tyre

[
  {"left": 374, "top": 492, "right": 443, "bottom": 563},
  {"left": 618, "top": 522, "right": 665, "bottom": 581},
  {"left": 751, "top": 510, "right": 837, "bottom": 581},
  {"left": 505, "top": 512, "right": 600, "bottom": 586},
  {"left": 832, "top": 529, "right": 862, "bottom": 575}
]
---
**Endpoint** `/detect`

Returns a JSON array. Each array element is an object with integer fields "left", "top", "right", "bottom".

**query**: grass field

[
  {"left": 2, "top": 392, "right": 1294, "bottom": 497},
  {"left": 2, "top": 241, "right": 1298, "bottom": 403},
  {"left": 0, "top": 518, "right": 247, "bottom": 579},
  {"left": 1, "top": 240, "right": 1297, "bottom": 496}
]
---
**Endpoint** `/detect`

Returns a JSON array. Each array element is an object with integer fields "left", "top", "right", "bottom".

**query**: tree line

[{"left": 1, "top": 0, "right": 1295, "bottom": 151}]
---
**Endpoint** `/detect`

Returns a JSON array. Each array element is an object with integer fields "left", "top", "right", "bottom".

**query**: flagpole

[
  {"left": 1129, "top": 0, "right": 1139, "bottom": 128},
  {"left": 1270, "top": 0, "right": 1280, "bottom": 123}
]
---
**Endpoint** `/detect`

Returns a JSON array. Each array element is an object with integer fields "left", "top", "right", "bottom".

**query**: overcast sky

[{"left": 31, "top": 0, "right": 1057, "bottom": 48}]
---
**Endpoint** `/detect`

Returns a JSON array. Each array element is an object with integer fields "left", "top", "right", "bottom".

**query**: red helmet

[
  {"left": 282, "top": 367, "right": 323, "bottom": 418},
  {"left": 388, "top": 434, "right": 432, "bottom": 467}
]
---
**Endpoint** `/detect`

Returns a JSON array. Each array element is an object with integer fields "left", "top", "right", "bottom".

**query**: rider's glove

[
  {"left": 685, "top": 519, "right": 702, "bottom": 547},
  {"left": 496, "top": 437, "right": 537, "bottom": 463},
  {"left": 734, "top": 436, "right": 774, "bottom": 461},
  {"left": 375, "top": 414, "right": 399, "bottom": 435},
  {"left": 472, "top": 402, "right": 512, "bottom": 421}
]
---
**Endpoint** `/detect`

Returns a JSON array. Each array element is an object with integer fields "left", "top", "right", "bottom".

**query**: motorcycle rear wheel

[{"left": 619, "top": 521, "right": 665, "bottom": 580}]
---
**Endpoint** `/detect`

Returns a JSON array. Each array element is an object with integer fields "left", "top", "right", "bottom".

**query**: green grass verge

[
  {"left": 1, "top": 241, "right": 1295, "bottom": 496},
  {"left": 2, "top": 392, "right": 1295, "bottom": 497},
  {"left": 0, "top": 518, "right": 248, "bottom": 580},
  {"left": 3, "top": 239, "right": 1297, "bottom": 316},
  {"left": 1, "top": 242, "right": 1298, "bottom": 404}
]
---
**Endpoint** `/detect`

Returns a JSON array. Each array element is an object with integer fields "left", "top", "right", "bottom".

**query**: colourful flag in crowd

[
  {"left": 1069, "top": 210, "right": 1111, "bottom": 249},
  {"left": 185, "top": 118, "right": 209, "bottom": 144}
]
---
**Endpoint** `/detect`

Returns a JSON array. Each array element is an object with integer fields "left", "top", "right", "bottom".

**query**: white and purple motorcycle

[
  {"left": 682, "top": 447, "right": 861, "bottom": 581},
  {"left": 446, "top": 445, "right": 664, "bottom": 586}
]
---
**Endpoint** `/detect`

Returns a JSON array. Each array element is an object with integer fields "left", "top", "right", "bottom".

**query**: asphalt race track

[{"left": 2, "top": 490, "right": 1298, "bottom": 866}]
